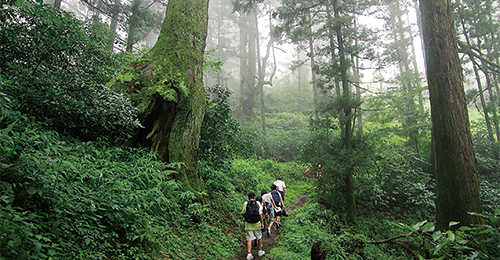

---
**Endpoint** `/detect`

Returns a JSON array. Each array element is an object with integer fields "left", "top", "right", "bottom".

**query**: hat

[{"left": 278, "top": 176, "right": 283, "bottom": 180}]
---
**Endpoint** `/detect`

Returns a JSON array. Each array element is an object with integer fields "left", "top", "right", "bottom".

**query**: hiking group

[{"left": 241, "top": 177, "right": 287, "bottom": 260}]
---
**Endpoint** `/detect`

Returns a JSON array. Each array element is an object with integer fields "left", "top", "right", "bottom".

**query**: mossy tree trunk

[
  {"left": 107, "top": 0, "right": 209, "bottom": 192},
  {"left": 419, "top": 0, "right": 483, "bottom": 230}
]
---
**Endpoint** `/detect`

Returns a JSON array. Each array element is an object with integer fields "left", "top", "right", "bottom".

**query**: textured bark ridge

[
  {"left": 419, "top": 0, "right": 483, "bottom": 229},
  {"left": 107, "top": 0, "right": 209, "bottom": 192}
]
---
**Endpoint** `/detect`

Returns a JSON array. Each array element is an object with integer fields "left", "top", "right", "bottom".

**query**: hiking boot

[
  {"left": 258, "top": 250, "right": 265, "bottom": 257},
  {"left": 246, "top": 253, "right": 253, "bottom": 260}
]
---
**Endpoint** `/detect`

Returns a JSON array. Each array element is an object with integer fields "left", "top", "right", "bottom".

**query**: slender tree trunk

[
  {"left": 472, "top": 60, "right": 495, "bottom": 142},
  {"left": 53, "top": 0, "right": 61, "bottom": 9},
  {"left": 333, "top": 0, "right": 356, "bottom": 225},
  {"left": 126, "top": 0, "right": 141, "bottom": 52},
  {"left": 255, "top": 12, "right": 266, "bottom": 136},
  {"left": 355, "top": 54, "right": 362, "bottom": 136},
  {"left": 107, "top": 0, "right": 209, "bottom": 192},
  {"left": 238, "top": 13, "right": 248, "bottom": 119},
  {"left": 309, "top": 34, "right": 319, "bottom": 129},
  {"left": 107, "top": 0, "right": 120, "bottom": 51},
  {"left": 298, "top": 50, "right": 303, "bottom": 115},
  {"left": 238, "top": 11, "right": 257, "bottom": 118},
  {"left": 419, "top": 0, "right": 483, "bottom": 230},
  {"left": 413, "top": 0, "right": 427, "bottom": 76}
]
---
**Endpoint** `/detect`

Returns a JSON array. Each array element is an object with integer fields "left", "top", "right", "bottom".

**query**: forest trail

[{"left": 232, "top": 194, "right": 310, "bottom": 260}]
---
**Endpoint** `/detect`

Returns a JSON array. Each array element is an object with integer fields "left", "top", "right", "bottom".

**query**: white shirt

[
  {"left": 274, "top": 180, "right": 286, "bottom": 192},
  {"left": 262, "top": 193, "right": 273, "bottom": 207}
]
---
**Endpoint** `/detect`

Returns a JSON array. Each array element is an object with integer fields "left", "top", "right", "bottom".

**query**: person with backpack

[
  {"left": 270, "top": 184, "right": 285, "bottom": 229},
  {"left": 261, "top": 189, "right": 275, "bottom": 237},
  {"left": 255, "top": 196, "right": 268, "bottom": 237},
  {"left": 241, "top": 192, "right": 266, "bottom": 260},
  {"left": 274, "top": 176, "right": 286, "bottom": 202}
]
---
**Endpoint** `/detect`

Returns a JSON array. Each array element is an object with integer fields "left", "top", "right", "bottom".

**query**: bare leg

[{"left": 247, "top": 240, "right": 252, "bottom": 253}]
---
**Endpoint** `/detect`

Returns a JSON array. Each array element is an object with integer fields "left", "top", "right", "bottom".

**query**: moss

[
  {"left": 105, "top": 0, "right": 209, "bottom": 193},
  {"left": 115, "top": 72, "right": 134, "bottom": 84}
]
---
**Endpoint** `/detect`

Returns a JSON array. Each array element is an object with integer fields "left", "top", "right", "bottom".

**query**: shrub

[{"left": 0, "top": 0, "right": 140, "bottom": 143}]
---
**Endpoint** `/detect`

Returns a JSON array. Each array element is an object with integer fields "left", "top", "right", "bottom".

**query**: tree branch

[
  {"left": 458, "top": 41, "right": 500, "bottom": 73},
  {"left": 366, "top": 232, "right": 413, "bottom": 245}
]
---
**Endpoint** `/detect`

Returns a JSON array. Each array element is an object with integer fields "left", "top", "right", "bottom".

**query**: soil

[{"left": 231, "top": 195, "right": 309, "bottom": 260}]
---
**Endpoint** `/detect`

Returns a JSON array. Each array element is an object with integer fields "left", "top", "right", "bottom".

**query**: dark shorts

[
  {"left": 278, "top": 191, "right": 285, "bottom": 201},
  {"left": 274, "top": 207, "right": 282, "bottom": 217}
]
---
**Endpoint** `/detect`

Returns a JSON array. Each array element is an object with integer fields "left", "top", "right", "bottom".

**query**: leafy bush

[
  {"left": 364, "top": 147, "right": 435, "bottom": 212},
  {"left": 199, "top": 85, "right": 247, "bottom": 168},
  {"left": 301, "top": 129, "right": 375, "bottom": 210},
  {"left": 0, "top": 0, "right": 140, "bottom": 143}
]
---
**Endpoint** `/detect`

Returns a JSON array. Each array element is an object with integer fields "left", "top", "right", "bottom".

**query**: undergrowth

[{"left": 0, "top": 107, "right": 240, "bottom": 259}]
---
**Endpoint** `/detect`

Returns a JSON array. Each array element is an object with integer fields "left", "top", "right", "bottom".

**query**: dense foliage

[{"left": 0, "top": 0, "right": 141, "bottom": 144}]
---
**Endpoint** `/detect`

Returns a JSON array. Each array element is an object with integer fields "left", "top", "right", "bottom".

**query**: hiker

[
  {"left": 256, "top": 196, "right": 268, "bottom": 236},
  {"left": 261, "top": 189, "right": 275, "bottom": 237},
  {"left": 270, "top": 184, "right": 285, "bottom": 229},
  {"left": 241, "top": 192, "right": 266, "bottom": 260},
  {"left": 274, "top": 176, "right": 286, "bottom": 202}
]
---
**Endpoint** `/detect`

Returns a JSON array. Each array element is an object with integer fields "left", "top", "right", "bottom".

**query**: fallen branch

[{"left": 366, "top": 232, "right": 413, "bottom": 245}]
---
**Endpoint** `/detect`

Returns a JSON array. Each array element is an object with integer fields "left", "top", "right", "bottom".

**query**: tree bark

[
  {"left": 107, "top": 0, "right": 120, "bottom": 52},
  {"left": 107, "top": 0, "right": 209, "bottom": 192},
  {"left": 126, "top": 0, "right": 141, "bottom": 52},
  {"left": 419, "top": 0, "right": 483, "bottom": 230},
  {"left": 53, "top": 0, "right": 61, "bottom": 9},
  {"left": 333, "top": 0, "right": 357, "bottom": 225},
  {"left": 309, "top": 30, "right": 319, "bottom": 130}
]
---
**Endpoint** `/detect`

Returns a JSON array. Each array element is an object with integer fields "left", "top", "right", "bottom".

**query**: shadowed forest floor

[{"left": 232, "top": 195, "right": 310, "bottom": 260}]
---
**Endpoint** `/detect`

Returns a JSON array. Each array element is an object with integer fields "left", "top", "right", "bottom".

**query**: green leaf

[
  {"left": 448, "top": 221, "right": 459, "bottom": 228},
  {"left": 467, "top": 212, "right": 484, "bottom": 217},
  {"left": 421, "top": 222, "right": 435, "bottom": 232},
  {"left": 446, "top": 230, "right": 455, "bottom": 242},
  {"left": 433, "top": 239, "right": 448, "bottom": 254},
  {"left": 413, "top": 220, "right": 427, "bottom": 231},
  {"left": 433, "top": 231, "right": 442, "bottom": 241},
  {"left": 452, "top": 245, "right": 473, "bottom": 250},
  {"left": 477, "top": 228, "right": 498, "bottom": 235}
]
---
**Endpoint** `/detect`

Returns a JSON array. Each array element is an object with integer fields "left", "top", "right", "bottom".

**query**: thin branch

[
  {"left": 458, "top": 41, "right": 500, "bottom": 73},
  {"left": 366, "top": 232, "right": 413, "bottom": 245}
]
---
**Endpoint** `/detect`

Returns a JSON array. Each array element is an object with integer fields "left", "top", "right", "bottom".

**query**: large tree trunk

[
  {"left": 419, "top": 0, "right": 483, "bottom": 230},
  {"left": 107, "top": 0, "right": 209, "bottom": 192},
  {"left": 237, "top": 12, "right": 258, "bottom": 119}
]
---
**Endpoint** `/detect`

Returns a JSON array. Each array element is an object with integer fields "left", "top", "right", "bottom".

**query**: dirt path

[{"left": 231, "top": 195, "right": 309, "bottom": 260}]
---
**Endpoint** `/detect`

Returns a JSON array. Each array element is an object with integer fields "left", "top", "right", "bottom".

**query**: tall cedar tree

[
  {"left": 107, "top": 0, "right": 209, "bottom": 192},
  {"left": 419, "top": 0, "right": 483, "bottom": 230}
]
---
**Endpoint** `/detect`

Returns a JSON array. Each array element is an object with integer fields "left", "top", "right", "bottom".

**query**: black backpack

[{"left": 244, "top": 200, "right": 260, "bottom": 223}]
